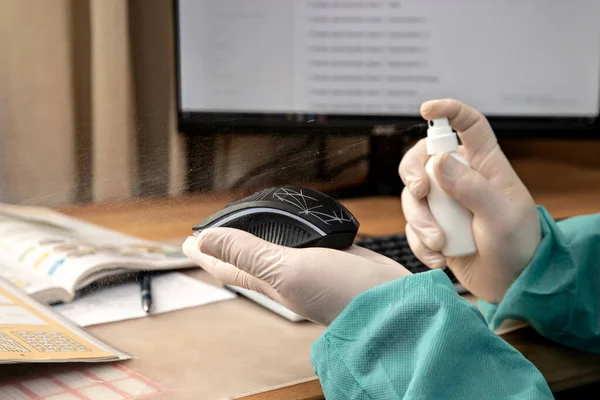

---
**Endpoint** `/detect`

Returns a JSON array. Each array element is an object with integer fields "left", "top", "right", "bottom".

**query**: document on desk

[
  {"left": 53, "top": 272, "right": 236, "bottom": 327},
  {"left": 0, "top": 277, "right": 130, "bottom": 364}
]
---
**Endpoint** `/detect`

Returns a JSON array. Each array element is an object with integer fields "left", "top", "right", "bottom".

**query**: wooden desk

[{"left": 8, "top": 159, "right": 600, "bottom": 399}]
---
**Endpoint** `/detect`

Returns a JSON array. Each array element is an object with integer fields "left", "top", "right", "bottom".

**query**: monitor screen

[{"left": 176, "top": 0, "right": 600, "bottom": 130}]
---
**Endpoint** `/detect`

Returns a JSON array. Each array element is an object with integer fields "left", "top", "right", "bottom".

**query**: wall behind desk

[
  {"left": 211, "top": 135, "right": 369, "bottom": 191},
  {"left": 502, "top": 139, "right": 600, "bottom": 169}
]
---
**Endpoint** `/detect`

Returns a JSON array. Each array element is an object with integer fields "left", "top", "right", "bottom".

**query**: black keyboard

[{"left": 355, "top": 233, "right": 467, "bottom": 294}]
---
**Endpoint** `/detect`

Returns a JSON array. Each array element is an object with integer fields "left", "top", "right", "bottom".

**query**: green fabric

[
  {"left": 479, "top": 206, "right": 600, "bottom": 353},
  {"left": 310, "top": 269, "right": 552, "bottom": 399}
]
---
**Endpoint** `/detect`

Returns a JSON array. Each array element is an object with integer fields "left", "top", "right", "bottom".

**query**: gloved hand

[
  {"left": 183, "top": 230, "right": 411, "bottom": 325},
  {"left": 399, "top": 99, "right": 541, "bottom": 304}
]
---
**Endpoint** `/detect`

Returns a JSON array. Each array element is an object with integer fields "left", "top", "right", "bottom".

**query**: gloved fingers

[
  {"left": 398, "top": 138, "right": 430, "bottom": 199},
  {"left": 345, "top": 244, "right": 406, "bottom": 267},
  {"left": 229, "top": 268, "right": 282, "bottom": 299},
  {"left": 433, "top": 153, "right": 509, "bottom": 223},
  {"left": 401, "top": 187, "right": 445, "bottom": 252},
  {"left": 420, "top": 99, "right": 499, "bottom": 168},
  {"left": 405, "top": 224, "right": 446, "bottom": 270},
  {"left": 195, "top": 227, "right": 289, "bottom": 286},
  {"left": 183, "top": 236, "right": 280, "bottom": 299}
]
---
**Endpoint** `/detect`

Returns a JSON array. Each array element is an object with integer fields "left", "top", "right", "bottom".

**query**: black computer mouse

[{"left": 192, "top": 185, "right": 360, "bottom": 249}]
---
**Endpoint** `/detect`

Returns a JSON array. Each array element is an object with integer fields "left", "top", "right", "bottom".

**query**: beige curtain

[{"left": 0, "top": 0, "right": 186, "bottom": 206}]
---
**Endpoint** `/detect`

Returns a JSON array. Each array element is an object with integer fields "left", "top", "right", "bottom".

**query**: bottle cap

[{"left": 426, "top": 118, "right": 458, "bottom": 155}]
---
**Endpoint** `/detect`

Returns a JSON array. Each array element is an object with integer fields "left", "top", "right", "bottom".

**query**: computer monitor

[{"left": 176, "top": 0, "right": 600, "bottom": 137}]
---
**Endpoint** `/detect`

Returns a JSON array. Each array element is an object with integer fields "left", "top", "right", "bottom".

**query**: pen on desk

[{"left": 140, "top": 272, "right": 152, "bottom": 313}]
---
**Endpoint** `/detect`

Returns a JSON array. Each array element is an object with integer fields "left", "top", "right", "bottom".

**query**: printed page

[
  {"left": 0, "top": 267, "right": 63, "bottom": 304},
  {"left": 0, "top": 364, "right": 170, "bottom": 399},
  {"left": 0, "top": 364, "right": 171, "bottom": 400},
  {"left": 0, "top": 215, "right": 60, "bottom": 298},
  {"left": 0, "top": 277, "right": 130, "bottom": 363},
  {"left": 0, "top": 203, "right": 194, "bottom": 302}
]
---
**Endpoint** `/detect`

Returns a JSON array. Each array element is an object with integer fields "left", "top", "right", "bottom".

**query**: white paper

[
  {"left": 0, "top": 293, "right": 11, "bottom": 304},
  {"left": 0, "top": 305, "right": 47, "bottom": 325},
  {"left": 52, "top": 273, "right": 236, "bottom": 327}
]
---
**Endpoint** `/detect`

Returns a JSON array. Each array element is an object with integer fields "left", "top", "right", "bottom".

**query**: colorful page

[
  {"left": 0, "top": 277, "right": 130, "bottom": 364},
  {"left": 0, "top": 203, "right": 194, "bottom": 303},
  {"left": 0, "top": 267, "right": 63, "bottom": 305}
]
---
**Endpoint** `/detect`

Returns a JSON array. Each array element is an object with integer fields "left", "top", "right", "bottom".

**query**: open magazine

[{"left": 0, "top": 203, "right": 195, "bottom": 305}]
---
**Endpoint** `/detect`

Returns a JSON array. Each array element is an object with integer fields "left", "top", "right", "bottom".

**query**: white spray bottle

[{"left": 425, "top": 118, "right": 477, "bottom": 257}]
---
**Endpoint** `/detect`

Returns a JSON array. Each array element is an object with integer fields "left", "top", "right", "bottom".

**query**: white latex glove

[
  {"left": 399, "top": 99, "right": 541, "bottom": 304},
  {"left": 183, "top": 229, "right": 411, "bottom": 325}
]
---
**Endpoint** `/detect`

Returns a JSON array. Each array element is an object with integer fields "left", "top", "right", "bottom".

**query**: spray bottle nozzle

[
  {"left": 427, "top": 118, "right": 453, "bottom": 137},
  {"left": 429, "top": 118, "right": 451, "bottom": 129},
  {"left": 426, "top": 117, "right": 458, "bottom": 155}
]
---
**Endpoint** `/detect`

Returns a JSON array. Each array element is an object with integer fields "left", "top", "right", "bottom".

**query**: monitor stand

[{"left": 365, "top": 130, "right": 410, "bottom": 196}]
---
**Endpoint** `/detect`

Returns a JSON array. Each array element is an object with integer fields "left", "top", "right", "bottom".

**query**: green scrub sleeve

[
  {"left": 310, "top": 269, "right": 552, "bottom": 399},
  {"left": 479, "top": 207, "right": 600, "bottom": 353}
]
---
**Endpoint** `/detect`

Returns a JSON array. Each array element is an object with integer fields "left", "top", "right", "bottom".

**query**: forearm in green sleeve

[
  {"left": 479, "top": 206, "right": 600, "bottom": 353},
  {"left": 311, "top": 270, "right": 552, "bottom": 399}
]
